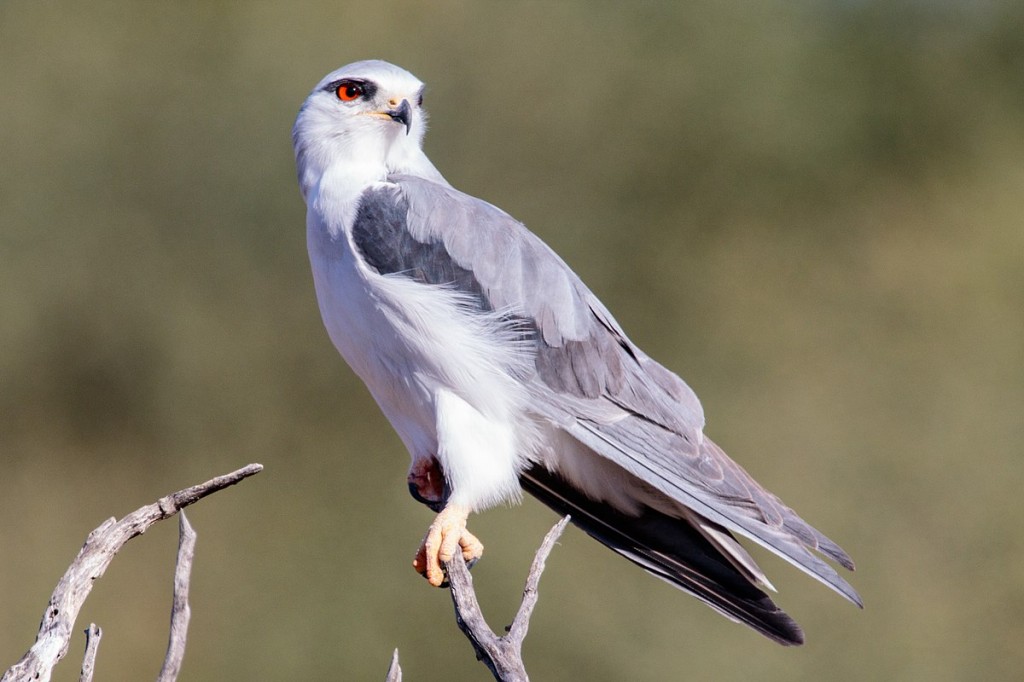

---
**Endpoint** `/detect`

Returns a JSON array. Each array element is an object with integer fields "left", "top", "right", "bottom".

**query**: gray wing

[
  {"left": 354, "top": 175, "right": 702, "bottom": 419},
  {"left": 353, "top": 174, "right": 860, "bottom": 606}
]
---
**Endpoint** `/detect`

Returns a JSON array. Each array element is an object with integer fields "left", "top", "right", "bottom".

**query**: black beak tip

[{"left": 388, "top": 99, "right": 412, "bottom": 135}]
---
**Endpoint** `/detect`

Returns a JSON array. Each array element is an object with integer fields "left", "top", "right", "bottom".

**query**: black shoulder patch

[{"left": 351, "top": 187, "right": 489, "bottom": 308}]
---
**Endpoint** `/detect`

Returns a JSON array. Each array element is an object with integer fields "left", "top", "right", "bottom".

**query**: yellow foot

[{"left": 412, "top": 503, "right": 484, "bottom": 586}]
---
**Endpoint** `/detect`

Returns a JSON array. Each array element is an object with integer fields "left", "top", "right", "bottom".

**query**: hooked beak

[{"left": 386, "top": 99, "right": 412, "bottom": 135}]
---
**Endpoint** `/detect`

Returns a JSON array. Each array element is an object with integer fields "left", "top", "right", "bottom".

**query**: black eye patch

[{"left": 324, "top": 78, "right": 378, "bottom": 101}]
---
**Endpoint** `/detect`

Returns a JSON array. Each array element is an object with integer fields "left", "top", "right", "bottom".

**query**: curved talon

[{"left": 412, "top": 504, "right": 482, "bottom": 586}]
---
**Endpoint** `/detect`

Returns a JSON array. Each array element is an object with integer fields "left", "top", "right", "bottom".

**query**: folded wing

[{"left": 352, "top": 175, "right": 861, "bottom": 633}]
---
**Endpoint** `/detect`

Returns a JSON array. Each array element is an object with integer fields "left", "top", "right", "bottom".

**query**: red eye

[{"left": 336, "top": 82, "right": 363, "bottom": 102}]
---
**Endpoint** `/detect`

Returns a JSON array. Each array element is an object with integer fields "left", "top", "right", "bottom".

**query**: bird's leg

[
  {"left": 408, "top": 456, "right": 483, "bottom": 585},
  {"left": 407, "top": 455, "right": 449, "bottom": 512},
  {"left": 413, "top": 502, "right": 484, "bottom": 587}
]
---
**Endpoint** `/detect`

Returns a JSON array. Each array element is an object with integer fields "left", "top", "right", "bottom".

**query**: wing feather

[{"left": 521, "top": 465, "right": 805, "bottom": 645}]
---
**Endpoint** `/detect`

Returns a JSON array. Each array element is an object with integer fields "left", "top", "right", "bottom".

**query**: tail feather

[{"left": 520, "top": 465, "right": 806, "bottom": 646}]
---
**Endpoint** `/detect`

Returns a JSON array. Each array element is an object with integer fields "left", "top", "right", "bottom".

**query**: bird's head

[{"left": 293, "top": 60, "right": 431, "bottom": 197}]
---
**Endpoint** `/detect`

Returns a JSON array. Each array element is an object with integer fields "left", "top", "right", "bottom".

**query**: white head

[{"left": 293, "top": 60, "right": 442, "bottom": 199}]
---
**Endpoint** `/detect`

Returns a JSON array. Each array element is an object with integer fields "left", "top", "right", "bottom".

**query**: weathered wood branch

[
  {"left": 383, "top": 648, "right": 402, "bottom": 682},
  {"left": 2, "top": 463, "right": 263, "bottom": 682},
  {"left": 156, "top": 511, "right": 197, "bottom": 682},
  {"left": 78, "top": 624, "right": 101, "bottom": 682},
  {"left": 442, "top": 515, "right": 570, "bottom": 682}
]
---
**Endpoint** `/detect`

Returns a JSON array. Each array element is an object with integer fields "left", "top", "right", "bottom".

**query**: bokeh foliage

[{"left": 2, "top": 1, "right": 1022, "bottom": 680}]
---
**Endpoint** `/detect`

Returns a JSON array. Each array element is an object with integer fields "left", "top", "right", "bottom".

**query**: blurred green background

[{"left": 2, "top": 1, "right": 1022, "bottom": 680}]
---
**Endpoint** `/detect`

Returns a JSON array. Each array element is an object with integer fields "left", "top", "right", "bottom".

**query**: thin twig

[
  {"left": 443, "top": 515, "right": 570, "bottom": 682},
  {"left": 78, "top": 624, "right": 101, "bottom": 682},
  {"left": 506, "top": 516, "right": 571, "bottom": 648},
  {"left": 157, "top": 511, "right": 197, "bottom": 682},
  {"left": 383, "top": 648, "right": 402, "bottom": 682},
  {"left": 2, "top": 463, "right": 263, "bottom": 682}
]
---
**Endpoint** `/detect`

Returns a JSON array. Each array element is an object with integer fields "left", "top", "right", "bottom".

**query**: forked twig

[
  {"left": 2, "top": 464, "right": 263, "bottom": 682},
  {"left": 442, "top": 515, "right": 571, "bottom": 682}
]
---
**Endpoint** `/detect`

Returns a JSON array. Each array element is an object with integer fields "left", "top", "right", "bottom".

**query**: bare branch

[
  {"left": 506, "top": 516, "right": 571, "bottom": 649},
  {"left": 443, "top": 515, "right": 570, "bottom": 682},
  {"left": 383, "top": 648, "right": 402, "bottom": 682},
  {"left": 78, "top": 624, "right": 101, "bottom": 682},
  {"left": 2, "top": 463, "right": 263, "bottom": 682},
  {"left": 157, "top": 511, "right": 197, "bottom": 682}
]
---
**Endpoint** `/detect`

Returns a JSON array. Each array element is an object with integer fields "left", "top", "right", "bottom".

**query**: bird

[{"left": 292, "top": 59, "right": 860, "bottom": 645}]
